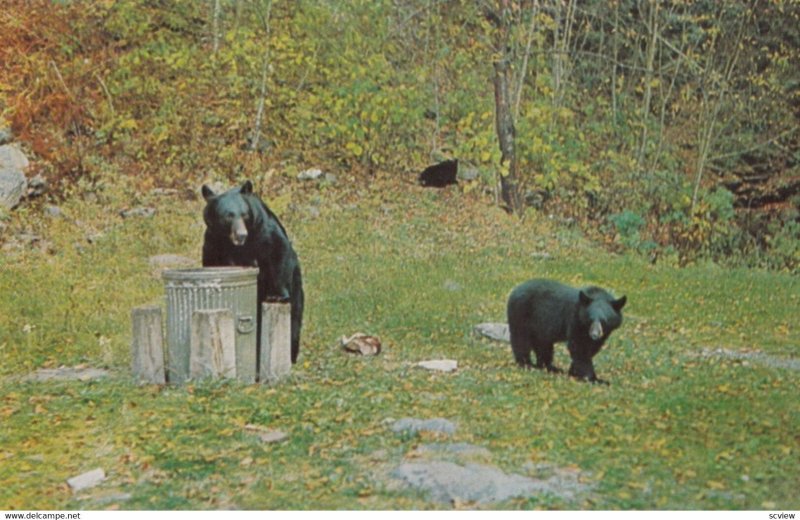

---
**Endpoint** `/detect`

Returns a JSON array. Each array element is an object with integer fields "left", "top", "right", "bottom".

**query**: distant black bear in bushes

[
  {"left": 507, "top": 279, "right": 626, "bottom": 384},
  {"left": 201, "top": 180, "right": 304, "bottom": 364},
  {"left": 418, "top": 159, "right": 458, "bottom": 187}
]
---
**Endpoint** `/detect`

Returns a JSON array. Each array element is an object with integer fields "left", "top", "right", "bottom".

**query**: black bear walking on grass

[
  {"left": 507, "top": 279, "right": 626, "bottom": 384},
  {"left": 201, "top": 180, "right": 304, "bottom": 364}
]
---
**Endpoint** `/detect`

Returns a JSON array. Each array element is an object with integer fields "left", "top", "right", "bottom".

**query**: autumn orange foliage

[{"left": 0, "top": 2, "right": 112, "bottom": 186}]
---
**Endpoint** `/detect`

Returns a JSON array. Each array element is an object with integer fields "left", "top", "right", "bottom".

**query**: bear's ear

[
  {"left": 240, "top": 180, "right": 254, "bottom": 194},
  {"left": 612, "top": 296, "right": 627, "bottom": 312},
  {"left": 201, "top": 185, "right": 216, "bottom": 201},
  {"left": 579, "top": 291, "right": 592, "bottom": 306}
]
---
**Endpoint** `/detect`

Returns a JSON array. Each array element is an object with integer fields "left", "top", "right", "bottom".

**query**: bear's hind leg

[
  {"left": 533, "top": 344, "right": 562, "bottom": 373},
  {"left": 510, "top": 332, "right": 534, "bottom": 369},
  {"left": 290, "top": 267, "right": 303, "bottom": 364}
]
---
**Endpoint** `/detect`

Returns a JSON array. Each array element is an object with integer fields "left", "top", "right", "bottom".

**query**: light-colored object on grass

[
  {"left": 0, "top": 144, "right": 28, "bottom": 210},
  {"left": 244, "top": 424, "right": 288, "bottom": 443},
  {"left": 417, "top": 359, "right": 457, "bottom": 372},
  {"left": 699, "top": 347, "right": 800, "bottom": 372},
  {"left": 0, "top": 127, "right": 12, "bottom": 145},
  {"left": 391, "top": 417, "right": 457, "bottom": 436},
  {"left": 392, "top": 460, "right": 588, "bottom": 505},
  {"left": 0, "top": 167, "right": 28, "bottom": 209},
  {"left": 297, "top": 168, "right": 323, "bottom": 181},
  {"left": 411, "top": 443, "right": 492, "bottom": 460},
  {"left": 259, "top": 302, "right": 291, "bottom": 384},
  {"left": 473, "top": 322, "right": 510, "bottom": 343},
  {"left": 0, "top": 144, "right": 28, "bottom": 170},
  {"left": 190, "top": 309, "right": 236, "bottom": 379},
  {"left": 67, "top": 468, "right": 106, "bottom": 493},
  {"left": 131, "top": 306, "right": 166, "bottom": 384},
  {"left": 119, "top": 206, "right": 155, "bottom": 219},
  {"left": 28, "top": 366, "right": 109, "bottom": 382},
  {"left": 340, "top": 333, "right": 382, "bottom": 356}
]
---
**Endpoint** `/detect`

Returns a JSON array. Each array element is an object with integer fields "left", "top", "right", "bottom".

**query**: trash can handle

[{"left": 237, "top": 315, "right": 255, "bottom": 334}]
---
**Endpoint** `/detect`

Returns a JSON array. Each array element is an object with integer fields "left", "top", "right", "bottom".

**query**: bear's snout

[
  {"left": 230, "top": 219, "right": 248, "bottom": 246},
  {"left": 589, "top": 320, "right": 603, "bottom": 341}
]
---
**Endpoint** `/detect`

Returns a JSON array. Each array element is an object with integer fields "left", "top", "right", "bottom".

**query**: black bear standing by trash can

[{"left": 201, "top": 180, "right": 304, "bottom": 364}]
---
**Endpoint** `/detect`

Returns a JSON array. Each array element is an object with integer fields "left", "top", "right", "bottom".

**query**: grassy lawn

[{"left": 1, "top": 179, "right": 798, "bottom": 509}]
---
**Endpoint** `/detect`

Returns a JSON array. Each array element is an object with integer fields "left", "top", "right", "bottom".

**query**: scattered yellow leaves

[
  {"left": 716, "top": 384, "right": 734, "bottom": 395},
  {"left": 715, "top": 450, "right": 734, "bottom": 462}
]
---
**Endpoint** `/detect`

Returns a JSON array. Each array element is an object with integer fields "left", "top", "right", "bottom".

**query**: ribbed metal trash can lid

[{"left": 162, "top": 266, "right": 260, "bottom": 283}]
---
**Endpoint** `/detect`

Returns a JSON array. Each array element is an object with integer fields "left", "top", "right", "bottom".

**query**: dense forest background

[{"left": 1, "top": 0, "right": 798, "bottom": 270}]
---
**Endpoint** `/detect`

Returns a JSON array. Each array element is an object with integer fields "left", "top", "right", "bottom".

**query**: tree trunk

[
  {"left": 636, "top": 0, "right": 659, "bottom": 170},
  {"left": 550, "top": 0, "right": 575, "bottom": 118},
  {"left": 249, "top": 0, "right": 273, "bottom": 152},
  {"left": 514, "top": 3, "right": 539, "bottom": 121},
  {"left": 211, "top": 0, "right": 222, "bottom": 55},
  {"left": 611, "top": 1, "right": 619, "bottom": 128},
  {"left": 490, "top": 1, "right": 522, "bottom": 215},
  {"left": 493, "top": 58, "right": 522, "bottom": 214}
]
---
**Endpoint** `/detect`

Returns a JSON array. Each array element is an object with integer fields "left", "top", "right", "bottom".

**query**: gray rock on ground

[
  {"left": 391, "top": 417, "right": 457, "bottom": 436},
  {"left": 297, "top": 168, "right": 323, "bottom": 181},
  {"left": 67, "top": 468, "right": 106, "bottom": 492},
  {"left": 244, "top": 424, "right": 289, "bottom": 444},
  {"left": 0, "top": 144, "right": 29, "bottom": 210},
  {"left": 392, "top": 459, "right": 591, "bottom": 506},
  {"left": 457, "top": 164, "right": 480, "bottom": 181},
  {"left": 392, "top": 461, "right": 555, "bottom": 505},
  {"left": 473, "top": 323, "right": 510, "bottom": 343},
  {"left": 0, "top": 166, "right": 26, "bottom": 209},
  {"left": 417, "top": 359, "right": 458, "bottom": 372},
  {"left": 44, "top": 205, "right": 62, "bottom": 218},
  {"left": 700, "top": 347, "right": 800, "bottom": 372},
  {"left": 81, "top": 492, "right": 133, "bottom": 505},
  {"left": 27, "top": 366, "right": 110, "bottom": 382},
  {"left": 442, "top": 279, "right": 462, "bottom": 292},
  {"left": 0, "top": 127, "right": 12, "bottom": 145},
  {"left": 256, "top": 430, "right": 288, "bottom": 443},
  {"left": 411, "top": 443, "right": 491, "bottom": 460},
  {"left": 120, "top": 206, "right": 156, "bottom": 219},
  {"left": 0, "top": 144, "right": 28, "bottom": 170}
]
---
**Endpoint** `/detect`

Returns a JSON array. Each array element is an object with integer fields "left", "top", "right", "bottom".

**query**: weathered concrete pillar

[
  {"left": 259, "top": 302, "right": 291, "bottom": 384},
  {"left": 131, "top": 306, "right": 166, "bottom": 384},
  {"left": 190, "top": 309, "right": 236, "bottom": 380}
]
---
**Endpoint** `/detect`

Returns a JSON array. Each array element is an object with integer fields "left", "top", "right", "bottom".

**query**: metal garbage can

[{"left": 162, "top": 267, "right": 258, "bottom": 384}]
